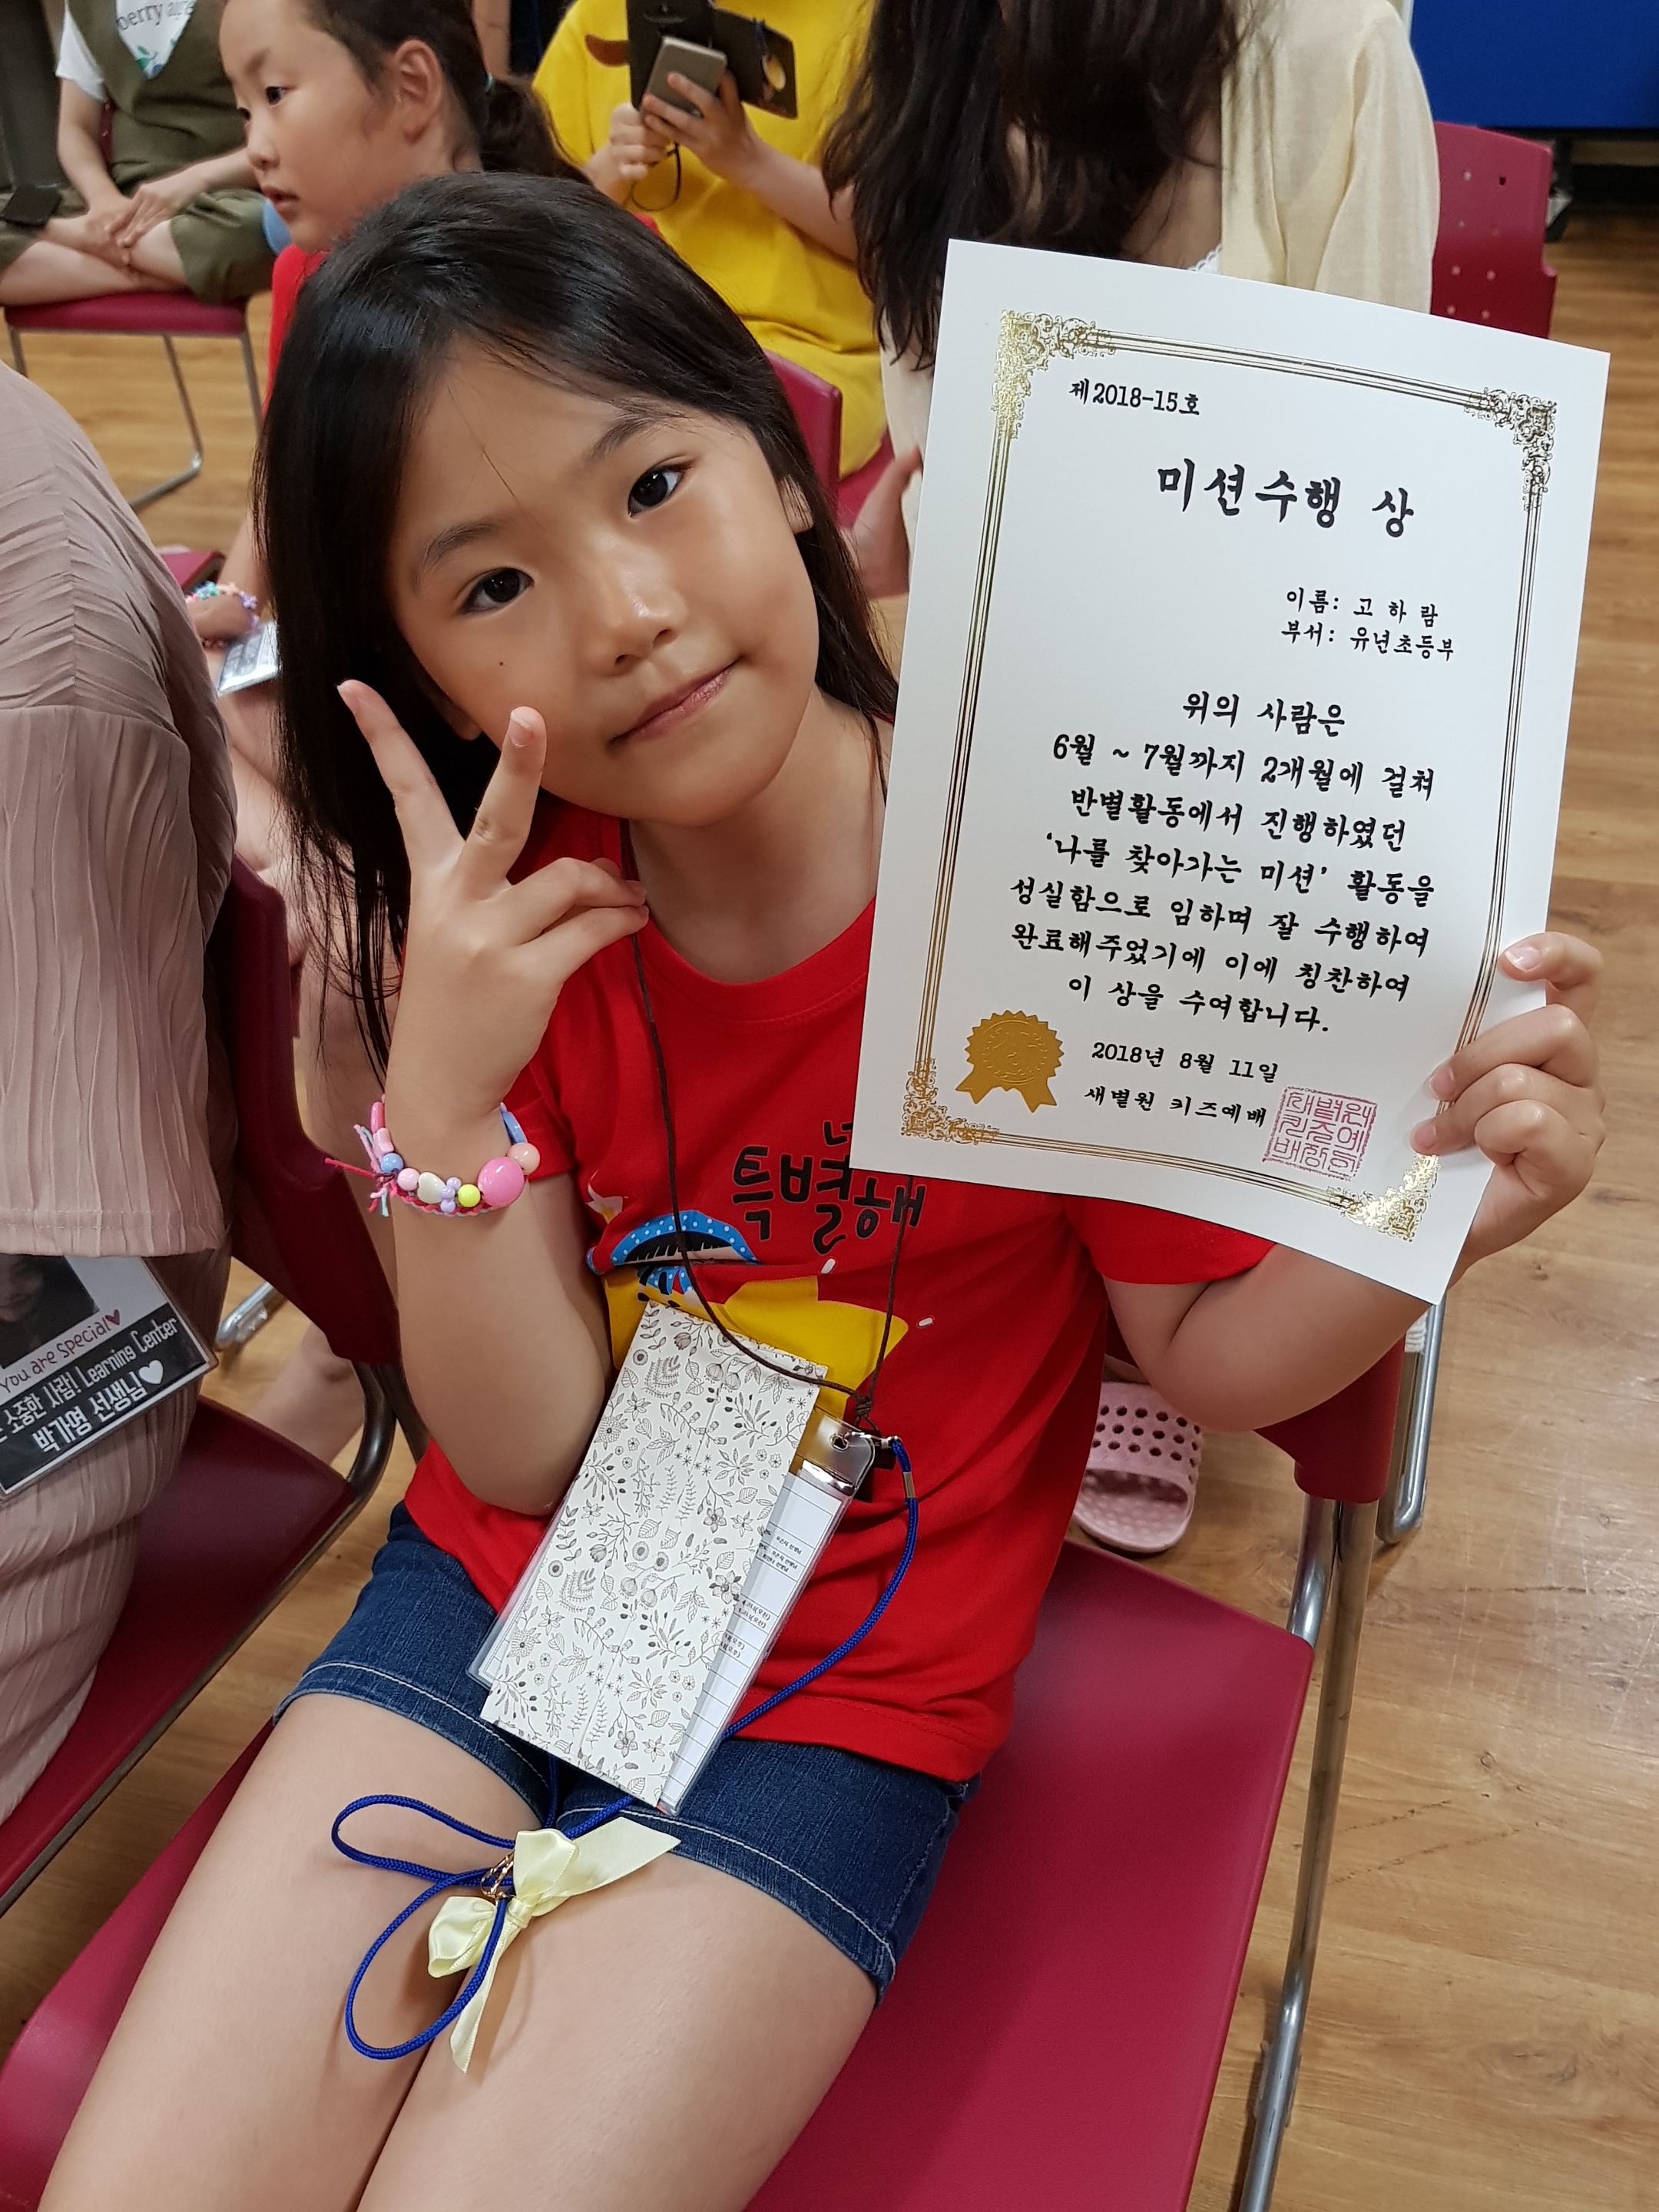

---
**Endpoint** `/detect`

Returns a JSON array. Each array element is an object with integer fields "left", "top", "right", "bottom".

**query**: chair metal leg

[
  {"left": 237, "top": 323, "right": 263, "bottom": 422},
  {"left": 7, "top": 324, "right": 25, "bottom": 376},
  {"left": 379, "top": 1364, "right": 430, "bottom": 1465},
  {"left": 1237, "top": 1495, "right": 1379, "bottom": 2212},
  {"left": 1378, "top": 1300, "right": 1443, "bottom": 1545},
  {"left": 215, "top": 1277, "right": 285, "bottom": 1353},
  {"left": 128, "top": 333, "right": 205, "bottom": 510},
  {"left": 1285, "top": 1495, "right": 1336, "bottom": 1649}
]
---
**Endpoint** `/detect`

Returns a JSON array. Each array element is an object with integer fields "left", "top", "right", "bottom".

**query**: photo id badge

[{"left": 0, "top": 1255, "right": 213, "bottom": 1499}]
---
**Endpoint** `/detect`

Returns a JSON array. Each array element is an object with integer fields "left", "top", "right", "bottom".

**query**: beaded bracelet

[
  {"left": 334, "top": 1103, "right": 541, "bottom": 1218},
  {"left": 188, "top": 578, "right": 260, "bottom": 616}
]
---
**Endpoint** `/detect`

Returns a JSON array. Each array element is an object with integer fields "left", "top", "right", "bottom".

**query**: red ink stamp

[{"left": 1264, "top": 1088, "right": 1377, "bottom": 1180}]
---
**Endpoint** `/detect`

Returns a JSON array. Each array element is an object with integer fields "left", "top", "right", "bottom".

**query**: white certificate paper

[{"left": 853, "top": 243, "right": 1607, "bottom": 1299}]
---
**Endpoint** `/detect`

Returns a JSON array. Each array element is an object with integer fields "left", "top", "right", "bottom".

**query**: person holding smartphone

[
  {"left": 534, "top": 0, "right": 885, "bottom": 475},
  {"left": 0, "top": 0, "right": 270, "bottom": 306}
]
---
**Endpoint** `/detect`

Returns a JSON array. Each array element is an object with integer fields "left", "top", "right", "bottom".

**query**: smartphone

[
  {"left": 2, "top": 183, "right": 63, "bottom": 229},
  {"left": 628, "top": 0, "right": 714, "bottom": 110},
  {"left": 642, "top": 33, "right": 727, "bottom": 114},
  {"left": 626, "top": 0, "right": 796, "bottom": 121}
]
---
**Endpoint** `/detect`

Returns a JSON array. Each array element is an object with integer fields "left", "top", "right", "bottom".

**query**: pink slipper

[{"left": 1073, "top": 1384, "right": 1204, "bottom": 1555}]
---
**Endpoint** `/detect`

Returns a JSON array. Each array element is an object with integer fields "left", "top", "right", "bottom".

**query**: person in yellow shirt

[{"left": 534, "top": 0, "right": 883, "bottom": 473}]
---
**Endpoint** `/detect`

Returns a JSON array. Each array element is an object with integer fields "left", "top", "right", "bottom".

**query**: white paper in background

[
  {"left": 0, "top": 1256, "right": 212, "bottom": 1498},
  {"left": 479, "top": 1301, "right": 823, "bottom": 1804},
  {"left": 853, "top": 243, "right": 1608, "bottom": 1300}
]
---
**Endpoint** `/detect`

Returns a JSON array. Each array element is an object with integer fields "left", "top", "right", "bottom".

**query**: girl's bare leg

[
  {"left": 41, "top": 1697, "right": 539, "bottom": 2212},
  {"left": 0, "top": 238, "right": 169, "bottom": 303},
  {"left": 363, "top": 1835, "right": 873, "bottom": 2212},
  {"left": 45, "top": 1693, "right": 876, "bottom": 2212}
]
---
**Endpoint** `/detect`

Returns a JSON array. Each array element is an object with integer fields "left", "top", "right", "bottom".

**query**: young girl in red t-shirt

[{"left": 50, "top": 178, "right": 1604, "bottom": 2210}]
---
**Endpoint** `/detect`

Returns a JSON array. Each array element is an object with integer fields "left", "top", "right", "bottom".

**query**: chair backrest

[
  {"left": 1431, "top": 121, "right": 1557, "bottom": 338},
  {"left": 209, "top": 859, "right": 399, "bottom": 1367},
  {"left": 768, "top": 350, "right": 843, "bottom": 495},
  {"left": 1261, "top": 1339, "right": 1404, "bottom": 1505}
]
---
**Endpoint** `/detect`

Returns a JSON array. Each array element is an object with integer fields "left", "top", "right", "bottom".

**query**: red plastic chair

[
  {"left": 768, "top": 349, "right": 843, "bottom": 498},
  {"left": 767, "top": 353, "right": 896, "bottom": 531},
  {"left": 1431, "top": 121, "right": 1557, "bottom": 338},
  {"left": 5, "top": 293, "right": 262, "bottom": 510},
  {"left": 156, "top": 548, "right": 223, "bottom": 594},
  {"left": 0, "top": 1334, "right": 1401, "bottom": 2210},
  {"left": 0, "top": 862, "right": 409, "bottom": 1923}
]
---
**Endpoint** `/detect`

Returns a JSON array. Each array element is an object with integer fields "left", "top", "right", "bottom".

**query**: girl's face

[
  {"left": 220, "top": 0, "right": 467, "bottom": 252},
  {"left": 386, "top": 348, "right": 823, "bottom": 830}
]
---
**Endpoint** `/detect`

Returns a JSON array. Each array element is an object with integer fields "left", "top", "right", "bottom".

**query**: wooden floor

[{"left": 3, "top": 217, "right": 1657, "bottom": 2208}]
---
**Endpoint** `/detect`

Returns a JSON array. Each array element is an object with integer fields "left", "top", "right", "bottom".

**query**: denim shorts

[{"left": 277, "top": 1505, "right": 975, "bottom": 1995}]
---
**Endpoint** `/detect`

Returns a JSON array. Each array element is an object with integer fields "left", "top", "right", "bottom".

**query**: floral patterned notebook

[{"left": 478, "top": 1300, "right": 824, "bottom": 1803}]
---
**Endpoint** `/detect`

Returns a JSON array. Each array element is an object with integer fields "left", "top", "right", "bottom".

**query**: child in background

[
  {"left": 0, "top": 0, "right": 270, "bottom": 307},
  {"left": 536, "top": 0, "right": 883, "bottom": 475},
  {"left": 824, "top": 0, "right": 1439, "bottom": 1548},
  {"left": 200, "top": 0, "right": 578, "bottom": 1459},
  {"left": 45, "top": 177, "right": 1602, "bottom": 2210}
]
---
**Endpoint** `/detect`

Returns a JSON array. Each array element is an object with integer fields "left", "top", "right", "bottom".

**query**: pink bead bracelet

[{"left": 332, "top": 1101, "right": 541, "bottom": 1219}]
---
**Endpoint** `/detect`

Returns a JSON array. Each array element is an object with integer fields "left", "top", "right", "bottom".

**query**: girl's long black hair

[
  {"left": 306, "top": 0, "right": 575, "bottom": 178},
  {"left": 257, "top": 173, "right": 898, "bottom": 1071},
  {"left": 822, "top": 0, "right": 1239, "bottom": 369}
]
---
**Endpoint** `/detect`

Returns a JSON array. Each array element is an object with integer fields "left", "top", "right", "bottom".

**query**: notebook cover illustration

[{"left": 479, "top": 1300, "right": 823, "bottom": 1802}]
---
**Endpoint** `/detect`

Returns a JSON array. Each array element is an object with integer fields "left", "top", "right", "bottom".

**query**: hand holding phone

[{"left": 642, "top": 33, "right": 727, "bottom": 114}]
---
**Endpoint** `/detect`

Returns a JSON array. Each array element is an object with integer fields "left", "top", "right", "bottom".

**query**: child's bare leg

[
  {"left": 363, "top": 1849, "right": 874, "bottom": 2212},
  {"left": 42, "top": 1697, "right": 538, "bottom": 2212},
  {"left": 251, "top": 1320, "right": 368, "bottom": 1462},
  {"left": 0, "top": 239, "right": 167, "bottom": 303}
]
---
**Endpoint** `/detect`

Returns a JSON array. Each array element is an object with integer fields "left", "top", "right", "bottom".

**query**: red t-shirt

[
  {"left": 406, "top": 803, "right": 1272, "bottom": 1780},
  {"left": 267, "top": 242, "right": 328, "bottom": 381}
]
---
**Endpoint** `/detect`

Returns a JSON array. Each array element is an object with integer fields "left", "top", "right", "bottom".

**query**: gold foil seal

[{"left": 957, "top": 1012, "right": 1064, "bottom": 1112}]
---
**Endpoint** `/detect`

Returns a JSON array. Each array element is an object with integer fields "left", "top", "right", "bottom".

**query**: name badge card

[
  {"left": 853, "top": 243, "right": 1607, "bottom": 1298},
  {"left": 478, "top": 1300, "right": 823, "bottom": 1806},
  {"left": 0, "top": 1256, "right": 212, "bottom": 1498}
]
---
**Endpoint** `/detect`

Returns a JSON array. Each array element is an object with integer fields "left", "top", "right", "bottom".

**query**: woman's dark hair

[
  {"left": 258, "top": 173, "right": 897, "bottom": 1070},
  {"left": 823, "top": 0, "right": 1238, "bottom": 369},
  {"left": 306, "top": 0, "right": 575, "bottom": 177}
]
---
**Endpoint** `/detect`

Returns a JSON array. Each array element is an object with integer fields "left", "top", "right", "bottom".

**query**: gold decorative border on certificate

[
  {"left": 902, "top": 1062, "right": 997, "bottom": 1144},
  {"left": 905, "top": 310, "right": 1550, "bottom": 1242}
]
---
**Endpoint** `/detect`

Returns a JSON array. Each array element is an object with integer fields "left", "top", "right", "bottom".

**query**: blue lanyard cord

[
  {"left": 333, "top": 1442, "right": 917, "bottom": 2056},
  {"left": 331, "top": 1796, "right": 521, "bottom": 2061}
]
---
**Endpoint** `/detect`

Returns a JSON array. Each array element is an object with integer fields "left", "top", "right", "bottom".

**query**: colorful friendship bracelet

[
  {"left": 187, "top": 578, "right": 260, "bottom": 616},
  {"left": 334, "top": 1102, "right": 541, "bottom": 1218}
]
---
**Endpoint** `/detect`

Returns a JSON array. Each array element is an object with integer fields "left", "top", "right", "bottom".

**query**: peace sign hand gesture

[{"left": 342, "top": 684, "right": 647, "bottom": 1151}]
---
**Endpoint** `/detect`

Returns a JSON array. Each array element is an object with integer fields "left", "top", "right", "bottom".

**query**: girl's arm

[
  {"left": 187, "top": 510, "right": 267, "bottom": 643},
  {"left": 108, "top": 148, "right": 257, "bottom": 251},
  {"left": 343, "top": 683, "right": 650, "bottom": 1512},
  {"left": 55, "top": 82, "right": 127, "bottom": 247},
  {"left": 641, "top": 75, "right": 856, "bottom": 260},
  {"left": 471, "top": 0, "right": 512, "bottom": 79},
  {"left": 1108, "top": 933, "right": 1604, "bottom": 1430}
]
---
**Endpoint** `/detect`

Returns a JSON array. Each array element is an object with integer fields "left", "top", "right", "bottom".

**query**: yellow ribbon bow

[{"left": 426, "top": 1817, "right": 678, "bottom": 2070}]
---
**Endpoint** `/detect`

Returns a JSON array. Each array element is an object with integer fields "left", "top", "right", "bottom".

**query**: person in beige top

[
  {"left": 826, "top": 0, "right": 1439, "bottom": 1551},
  {"left": 830, "top": 0, "right": 1439, "bottom": 584},
  {"left": 0, "top": 364, "right": 234, "bottom": 1821}
]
